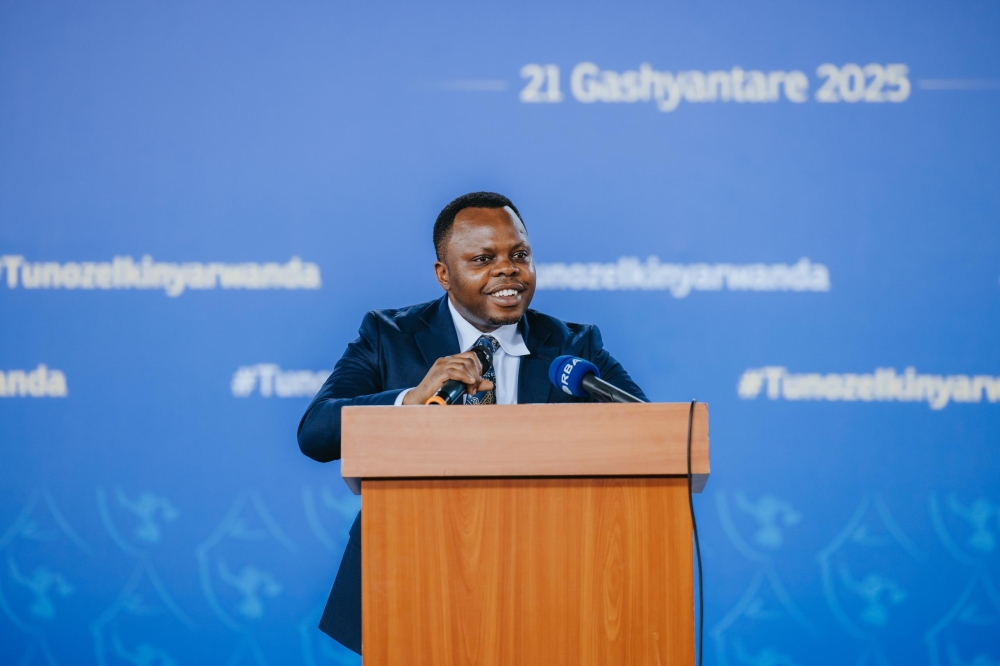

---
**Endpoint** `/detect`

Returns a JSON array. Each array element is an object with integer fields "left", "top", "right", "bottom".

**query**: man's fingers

[
  {"left": 442, "top": 363, "right": 480, "bottom": 387},
  {"left": 426, "top": 351, "right": 491, "bottom": 397},
  {"left": 415, "top": 352, "right": 491, "bottom": 404},
  {"left": 441, "top": 352, "right": 482, "bottom": 374},
  {"left": 459, "top": 351, "right": 483, "bottom": 375},
  {"left": 447, "top": 357, "right": 484, "bottom": 378}
]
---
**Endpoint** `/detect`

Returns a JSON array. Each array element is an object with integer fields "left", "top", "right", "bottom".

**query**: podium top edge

[{"left": 340, "top": 401, "right": 709, "bottom": 482}]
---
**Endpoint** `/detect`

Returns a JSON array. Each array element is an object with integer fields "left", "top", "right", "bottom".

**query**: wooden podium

[{"left": 341, "top": 402, "right": 709, "bottom": 665}]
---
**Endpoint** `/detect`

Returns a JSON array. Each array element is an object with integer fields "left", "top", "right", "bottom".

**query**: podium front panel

[{"left": 362, "top": 477, "right": 694, "bottom": 665}]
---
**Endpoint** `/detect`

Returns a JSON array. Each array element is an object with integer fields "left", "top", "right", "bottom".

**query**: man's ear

[{"left": 434, "top": 260, "right": 450, "bottom": 291}]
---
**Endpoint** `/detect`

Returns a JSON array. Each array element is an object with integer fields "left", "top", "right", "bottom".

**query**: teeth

[{"left": 492, "top": 289, "right": 517, "bottom": 297}]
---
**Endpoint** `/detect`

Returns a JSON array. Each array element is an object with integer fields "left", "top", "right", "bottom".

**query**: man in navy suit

[{"left": 297, "top": 191, "right": 646, "bottom": 654}]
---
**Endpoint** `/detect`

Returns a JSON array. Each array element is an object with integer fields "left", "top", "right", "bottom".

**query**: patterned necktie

[{"left": 466, "top": 335, "right": 499, "bottom": 405}]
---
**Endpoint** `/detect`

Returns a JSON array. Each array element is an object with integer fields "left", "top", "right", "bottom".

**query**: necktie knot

[{"left": 476, "top": 334, "right": 499, "bottom": 353}]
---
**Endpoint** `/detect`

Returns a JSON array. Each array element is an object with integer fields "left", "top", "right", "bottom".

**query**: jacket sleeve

[
  {"left": 297, "top": 312, "right": 404, "bottom": 462},
  {"left": 587, "top": 325, "right": 649, "bottom": 402}
]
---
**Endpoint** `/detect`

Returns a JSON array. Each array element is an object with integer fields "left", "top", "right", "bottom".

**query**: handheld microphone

[
  {"left": 426, "top": 341, "right": 495, "bottom": 405},
  {"left": 548, "top": 355, "right": 644, "bottom": 403}
]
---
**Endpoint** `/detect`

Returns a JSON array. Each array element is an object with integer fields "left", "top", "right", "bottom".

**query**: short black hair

[{"left": 433, "top": 191, "right": 524, "bottom": 261}]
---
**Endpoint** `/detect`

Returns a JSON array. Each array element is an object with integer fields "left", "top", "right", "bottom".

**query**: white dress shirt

[{"left": 394, "top": 297, "right": 530, "bottom": 405}]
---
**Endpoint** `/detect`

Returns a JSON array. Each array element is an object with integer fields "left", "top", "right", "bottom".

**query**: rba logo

[
  {"left": 230, "top": 364, "right": 328, "bottom": 398},
  {"left": 0, "top": 365, "right": 67, "bottom": 398}
]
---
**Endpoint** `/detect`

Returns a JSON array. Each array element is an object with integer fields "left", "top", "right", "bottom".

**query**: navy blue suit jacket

[{"left": 297, "top": 295, "right": 646, "bottom": 654}]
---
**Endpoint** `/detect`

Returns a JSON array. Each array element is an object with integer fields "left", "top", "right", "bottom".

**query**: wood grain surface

[
  {"left": 342, "top": 402, "right": 709, "bottom": 494},
  {"left": 362, "top": 477, "right": 694, "bottom": 665}
]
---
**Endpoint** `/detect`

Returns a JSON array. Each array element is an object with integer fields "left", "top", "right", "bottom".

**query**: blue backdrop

[{"left": 1, "top": 1, "right": 998, "bottom": 664}]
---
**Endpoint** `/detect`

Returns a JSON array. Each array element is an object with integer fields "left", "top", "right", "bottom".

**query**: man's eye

[{"left": 473, "top": 256, "right": 491, "bottom": 263}]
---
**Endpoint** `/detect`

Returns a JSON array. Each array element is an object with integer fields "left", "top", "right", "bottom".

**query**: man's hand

[{"left": 402, "top": 351, "right": 494, "bottom": 405}]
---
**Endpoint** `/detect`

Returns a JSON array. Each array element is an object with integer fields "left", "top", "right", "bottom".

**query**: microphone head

[
  {"left": 548, "top": 355, "right": 601, "bottom": 397},
  {"left": 471, "top": 340, "right": 494, "bottom": 375}
]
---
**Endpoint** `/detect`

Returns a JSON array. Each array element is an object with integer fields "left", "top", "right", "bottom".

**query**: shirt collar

[{"left": 447, "top": 297, "right": 529, "bottom": 357}]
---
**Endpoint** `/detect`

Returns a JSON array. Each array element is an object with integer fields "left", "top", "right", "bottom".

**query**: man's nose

[{"left": 493, "top": 258, "right": 518, "bottom": 275}]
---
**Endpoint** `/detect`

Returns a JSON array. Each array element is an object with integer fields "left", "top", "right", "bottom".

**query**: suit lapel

[
  {"left": 518, "top": 311, "right": 558, "bottom": 404},
  {"left": 414, "top": 296, "right": 461, "bottom": 369}
]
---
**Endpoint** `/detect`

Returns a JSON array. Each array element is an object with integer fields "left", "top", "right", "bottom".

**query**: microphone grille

[{"left": 548, "top": 355, "right": 601, "bottom": 398}]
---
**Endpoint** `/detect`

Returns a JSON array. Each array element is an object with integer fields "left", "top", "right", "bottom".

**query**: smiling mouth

[{"left": 486, "top": 286, "right": 523, "bottom": 304}]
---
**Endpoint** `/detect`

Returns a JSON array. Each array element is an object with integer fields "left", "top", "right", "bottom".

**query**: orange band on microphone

[{"left": 425, "top": 395, "right": 447, "bottom": 406}]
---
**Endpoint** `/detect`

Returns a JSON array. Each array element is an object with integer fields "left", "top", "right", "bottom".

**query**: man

[{"left": 297, "top": 191, "right": 646, "bottom": 654}]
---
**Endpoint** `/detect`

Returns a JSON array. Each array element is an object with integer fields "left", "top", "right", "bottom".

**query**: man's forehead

[
  {"left": 451, "top": 207, "right": 527, "bottom": 242},
  {"left": 455, "top": 206, "right": 524, "bottom": 227}
]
